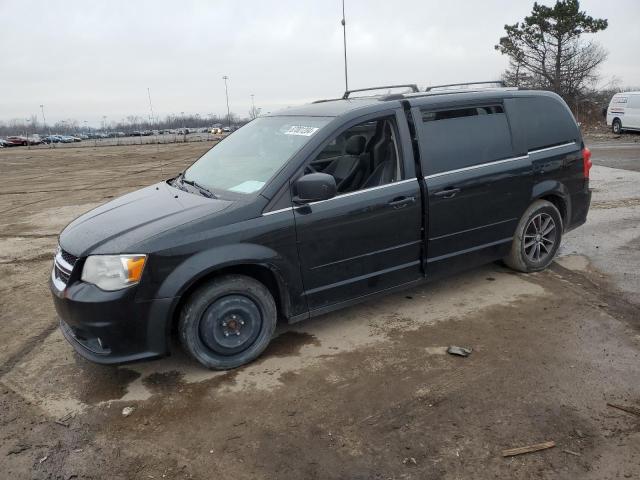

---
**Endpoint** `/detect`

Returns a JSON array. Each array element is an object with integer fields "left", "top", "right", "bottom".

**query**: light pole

[
  {"left": 222, "top": 75, "right": 231, "bottom": 129},
  {"left": 40, "top": 104, "right": 52, "bottom": 147},
  {"left": 341, "top": 0, "right": 349, "bottom": 92},
  {"left": 181, "top": 111, "right": 186, "bottom": 142},
  {"left": 24, "top": 118, "right": 31, "bottom": 149}
]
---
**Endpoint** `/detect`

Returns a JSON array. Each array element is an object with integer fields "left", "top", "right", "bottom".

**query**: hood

[{"left": 59, "top": 182, "right": 233, "bottom": 256}]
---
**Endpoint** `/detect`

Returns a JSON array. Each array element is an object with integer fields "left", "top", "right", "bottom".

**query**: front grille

[
  {"left": 52, "top": 246, "right": 77, "bottom": 290},
  {"left": 55, "top": 264, "right": 71, "bottom": 283},
  {"left": 60, "top": 249, "right": 77, "bottom": 266}
]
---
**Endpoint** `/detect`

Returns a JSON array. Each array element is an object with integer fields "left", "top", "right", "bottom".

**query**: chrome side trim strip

[
  {"left": 262, "top": 206, "right": 294, "bottom": 216},
  {"left": 424, "top": 155, "right": 529, "bottom": 180},
  {"left": 528, "top": 142, "right": 576, "bottom": 154},
  {"left": 261, "top": 178, "right": 419, "bottom": 215},
  {"left": 308, "top": 178, "right": 418, "bottom": 205}
]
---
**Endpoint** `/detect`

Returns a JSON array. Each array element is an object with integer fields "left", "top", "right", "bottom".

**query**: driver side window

[{"left": 307, "top": 116, "right": 402, "bottom": 194}]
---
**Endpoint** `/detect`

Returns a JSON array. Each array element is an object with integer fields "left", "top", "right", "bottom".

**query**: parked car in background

[
  {"left": 50, "top": 83, "right": 592, "bottom": 370},
  {"left": 6, "top": 136, "right": 29, "bottom": 146},
  {"left": 210, "top": 127, "right": 223, "bottom": 134},
  {"left": 0, "top": 138, "right": 9, "bottom": 148},
  {"left": 607, "top": 91, "right": 640, "bottom": 134}
]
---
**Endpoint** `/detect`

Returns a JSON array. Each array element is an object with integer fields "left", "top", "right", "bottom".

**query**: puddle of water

[
  {"left": 78, "top": 366, "right": 141, "bottom": 404},
  {"left": 260, "top": 331, "right": 320, "bottom": 358}
]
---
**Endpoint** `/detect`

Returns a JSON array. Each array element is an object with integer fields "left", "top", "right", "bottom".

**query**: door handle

[
  {"left": 433, "top": 187, "right": 460, "bottom": 199},
  {"left": 388, "top": 196, "right": 416, "bottom": 209}
]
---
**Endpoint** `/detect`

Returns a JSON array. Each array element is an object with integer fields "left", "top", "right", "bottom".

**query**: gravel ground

[{"left": 0, "top": 140, "right": 638, "bottom": 479}]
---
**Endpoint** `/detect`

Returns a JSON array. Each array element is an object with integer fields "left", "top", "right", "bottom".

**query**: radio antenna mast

[{"left": 341, "top": 0, "right": 349, "bottom": 92}]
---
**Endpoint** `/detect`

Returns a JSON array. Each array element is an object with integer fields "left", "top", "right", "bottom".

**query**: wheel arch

[
  {"left": 156, "top": 244, "right": 293, "bottom": 349},
  {"left": 531, "top": 181, "right": 571, "bottom": 230}
]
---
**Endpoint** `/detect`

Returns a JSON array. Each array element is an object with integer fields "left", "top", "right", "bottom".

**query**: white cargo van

[{"left": 606, "top": 92, "right": 640, "bottom": 134}]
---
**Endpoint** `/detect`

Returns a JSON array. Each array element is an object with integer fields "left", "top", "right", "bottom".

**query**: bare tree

[
  {"left": 248, "top": 105, "right": 261, "bottom": 120},
  {"left": 496, "top": 0, "right": 608, "bottom": 100}
]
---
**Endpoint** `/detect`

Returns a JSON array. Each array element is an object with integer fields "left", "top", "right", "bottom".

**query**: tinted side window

[
  {"left": 417, "top": 105, "right": 513, "bottom": 175},
  {"left": 507, "top": 96, "right": 579, "bottom": 151},
  {"left": 306, "top": 117, "right": 402, "bottom": 194}
]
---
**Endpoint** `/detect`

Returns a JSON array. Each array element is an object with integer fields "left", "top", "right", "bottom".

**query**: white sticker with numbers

[{"left": 284, "top": 125, "right": 320, "bottom": 136}]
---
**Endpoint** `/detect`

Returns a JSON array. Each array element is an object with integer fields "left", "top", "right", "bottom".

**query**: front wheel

[
  {"left": 612, "top": 118, "right": 622, "bottom": 134},
  {"left": 179, "top": 275, "right": 277, "bottom": 369},
  {"left": 504, "top": 200, "right": 563, "bottom": 273}
]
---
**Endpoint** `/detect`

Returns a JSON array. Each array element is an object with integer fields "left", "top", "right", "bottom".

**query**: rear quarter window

[
  {"left": 506, "top": 96, "right": 580, "bottom": 152},
  {"left": 417, "top": 104, "right": 514, "bottom": 175}
]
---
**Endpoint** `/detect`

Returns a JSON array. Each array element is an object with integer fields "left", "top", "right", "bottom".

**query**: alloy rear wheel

[{"left": 504, "top": 199, "right": 563, "bottom": 273}]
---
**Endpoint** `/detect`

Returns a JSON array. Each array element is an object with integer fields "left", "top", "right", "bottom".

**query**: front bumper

[{"left": 51, "top": 274, "right": 175, "bottom": 365}]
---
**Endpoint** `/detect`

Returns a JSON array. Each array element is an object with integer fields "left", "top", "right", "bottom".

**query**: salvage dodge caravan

[{"left": 51, "top": 83, "right": 592, "bottom": 369}]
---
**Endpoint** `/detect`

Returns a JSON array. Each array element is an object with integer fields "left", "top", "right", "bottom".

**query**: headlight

[{"left": 81, "top": 254, "right": 147, "bottom": 291}]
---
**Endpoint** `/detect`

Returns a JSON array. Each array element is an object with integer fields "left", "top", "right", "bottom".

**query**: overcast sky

[{"left": 1, "top": 0, "right": 638, "bottom": 126}]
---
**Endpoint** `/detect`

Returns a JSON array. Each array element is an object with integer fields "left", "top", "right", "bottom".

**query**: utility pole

[
  {"left": 147, "top": 88, "right": 156, "bottom": 125},
  {"left": 222, "top": 75, "right": 231, "bottom": 130},
  {"left": 341, "top": 0, "right": 349, "bottom": 93}
]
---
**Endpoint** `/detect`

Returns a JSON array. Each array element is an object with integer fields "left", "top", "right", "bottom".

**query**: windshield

[{"left": 184, "top": 116, "right": 331, "bottom": 194}]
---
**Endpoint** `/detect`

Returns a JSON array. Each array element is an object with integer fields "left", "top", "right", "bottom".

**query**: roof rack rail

[
  {"left": 343, "top": 84, "right": 419, "bottom": 99},
  {"left": 425, "top": 81, "right": 506, "bottom": 92},
  {"left": 311, "top": 98, "right": 341, "bottom": 104}
]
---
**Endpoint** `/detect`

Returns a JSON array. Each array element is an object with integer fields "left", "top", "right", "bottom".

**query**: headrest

[{"left": 345, "top": 135, "right": 366, "bottom": 155}]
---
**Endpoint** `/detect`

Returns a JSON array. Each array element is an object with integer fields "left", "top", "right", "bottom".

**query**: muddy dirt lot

[{"left": 0, "top": 140, "right": 639, "bottom": 479}]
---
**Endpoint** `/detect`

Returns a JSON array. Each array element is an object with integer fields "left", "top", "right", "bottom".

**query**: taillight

[{"left": 582, "top": 147, "right": 592, "bottom": 179}]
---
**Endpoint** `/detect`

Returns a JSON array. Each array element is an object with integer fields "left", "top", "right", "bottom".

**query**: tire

[
  {"left": 612, "top": 118, "right": 622, "bottom": 134},
  {"left": 179, "top": 274, "right": 277, "bottom": 369},
  {"left": 504, "top": 200, "right": 563, "bottom": 273}
]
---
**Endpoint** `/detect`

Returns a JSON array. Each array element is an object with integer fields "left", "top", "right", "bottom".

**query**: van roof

[{"left": 269, "top": 89, "right": 563, "bottom": 118}]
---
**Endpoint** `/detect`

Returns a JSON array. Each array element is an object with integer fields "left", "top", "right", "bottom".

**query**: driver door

[{"left": 292, "top": 112, "right": 423, "bottom": 312}]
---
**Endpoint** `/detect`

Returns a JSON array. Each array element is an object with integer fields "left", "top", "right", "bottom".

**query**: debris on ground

[
  {"left": 38, "top": 455, "right": 48, "bottom": 464},
  {"left": 563, "top": 449, "right": 581, "bottom": 456},
  {"left": 607, "top": 402, "right": 640, "bottom": 417},
  {"left": 447, "top": 346, "right": 472, "bottom": 357},
  {"left": 402, "top": 457, "right": 417, "bottom": 465},
  {"left": 122, "top": 406, "right": 135, "bottom": 417},
  {"left": 502, "top": 441, "right": 556, "bottom": 457}
]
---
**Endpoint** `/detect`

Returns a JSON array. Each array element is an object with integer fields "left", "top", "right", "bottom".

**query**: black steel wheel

[
  {"left": 179, "top": 275, "right": 277, "bottom": 370},
  {"left": 504, "top": 200, "right": 563, "bottom": 273}
]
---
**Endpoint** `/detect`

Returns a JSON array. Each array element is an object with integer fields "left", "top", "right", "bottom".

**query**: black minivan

[{"left": 51, "top": 84, "right": 592, "bottom": 369}]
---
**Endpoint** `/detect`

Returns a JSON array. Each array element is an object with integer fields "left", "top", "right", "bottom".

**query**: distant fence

[{"left": 3, "top": 132, "right": 224, "bottom": 150}]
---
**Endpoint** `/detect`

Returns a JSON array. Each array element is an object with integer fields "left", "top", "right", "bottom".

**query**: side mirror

[{"left": 293, "top": 173, "right": 337, "bottom": 204}]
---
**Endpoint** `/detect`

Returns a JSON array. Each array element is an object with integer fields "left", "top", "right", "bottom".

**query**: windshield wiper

[{"left": 179, "top": 174, "right": 217, "bottom": 199}]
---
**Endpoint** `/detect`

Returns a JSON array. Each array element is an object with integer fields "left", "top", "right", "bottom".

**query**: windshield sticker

[
  {"left": 283, "top": 126, "right": 320, "bottom": 136},
  {"left": 229, "top": 180, "right": 265, "bottom": 194}
]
